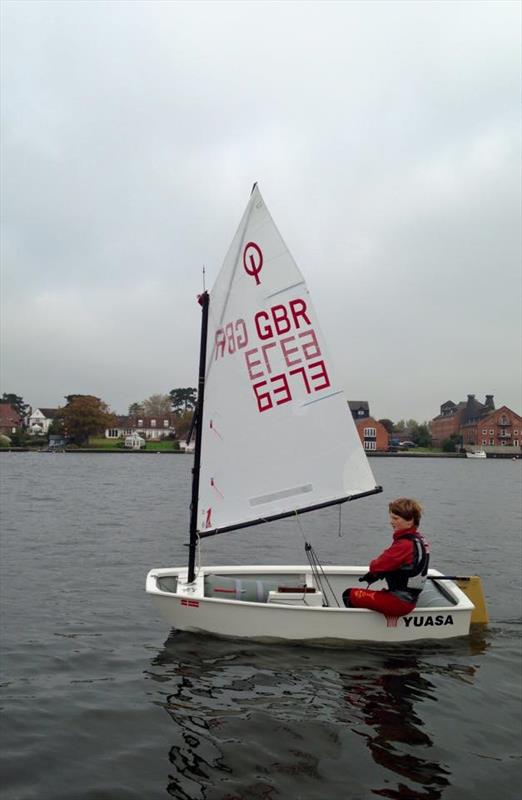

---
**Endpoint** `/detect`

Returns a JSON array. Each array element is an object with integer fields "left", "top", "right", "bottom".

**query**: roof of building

[
  {"left": 348, "top": 401, "right": 369, "bottom": 411},
  {"left": 432, "top": 395, "right": 494, "bottom": 423},
  {"left": 37, "top": 408, "right": 59, "bottom": 418},
  {"left": 110, "top": 414, "right": 178, "bottom": 427}
]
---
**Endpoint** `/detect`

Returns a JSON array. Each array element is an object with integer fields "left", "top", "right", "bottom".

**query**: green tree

[
  {"left": 1, "top": 393, "right": 29, "bottom": 419},
  {"left": 442, "top": 435, "right": 460, "bottom": 453},
  {"left": 413, "top": 423, "right": 432, "bottom": 448},
  {"left": 128, "top": 402, "right": 145, "bottom": 415},
  {"left": 378, "top": 418, "right": 394, "bottom": 434},
  {"left": 169, "top": 387, "right": 197, "bottom": 413},
  {"left": 56, "top": 395, "right": 116, "bottom": 446}
]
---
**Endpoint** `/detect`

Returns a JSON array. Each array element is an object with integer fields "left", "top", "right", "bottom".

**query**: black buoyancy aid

[{"left": 384, "top": 533, "right": 430, "bottom": 599}]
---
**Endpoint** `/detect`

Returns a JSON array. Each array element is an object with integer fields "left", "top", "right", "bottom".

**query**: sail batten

[{"left": 196, "top": 185, "right": 379, "bottom": 536}]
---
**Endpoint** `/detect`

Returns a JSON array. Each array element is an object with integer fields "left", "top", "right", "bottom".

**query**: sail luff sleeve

[{"left": 187, "top": 291, "right": 209, "bottom": 583}]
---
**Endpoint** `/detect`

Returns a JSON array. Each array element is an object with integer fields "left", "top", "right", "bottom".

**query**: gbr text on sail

[{"left": 214, "top": 297, "right": 332, "bottom": 413}]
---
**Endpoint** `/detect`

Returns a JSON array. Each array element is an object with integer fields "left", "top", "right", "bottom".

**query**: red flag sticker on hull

[{"left": 181, "top": 599, "right": 200, "bottom": 608}]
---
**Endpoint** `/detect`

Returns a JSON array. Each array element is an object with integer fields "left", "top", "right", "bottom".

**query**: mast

[{"left": 187, "top": 291, "right": 209, "bottom": 583}]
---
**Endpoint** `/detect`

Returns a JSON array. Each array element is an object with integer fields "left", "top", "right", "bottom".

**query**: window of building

[
  {"left": 364, "top": 441, "right": 376, "bottom": 450},
  {"left": 482, "top": 429, "right": 487, "bottom": 435},
  {"left": 107, "top": 429, "right": 118, "bottom": 438},
  {"left": 482, "top": 439, "right": 487, "bottom": 445},
  {"left": 363, "top": 427, "right": 376, "bottom": 438},
  {"left": 151, "top": 419, "right": 156, "bottom": 427},
  {"left": 489, "top": 438, "right": 495, "bottom": 445},
  {"left": 514, "top": 430, "right": 519, "bottom": 436},
  {"left": 489, "top": 429, "right": 494, "bottom": 435},
  {"left": 514, "top": 440, "right": 519, "bottom": 447},
  {"left": 138, "top": 419, "right": 143, "bottom": 426},
  {"left": 163, "top": 420, "right": 169, "bottom": 427}
]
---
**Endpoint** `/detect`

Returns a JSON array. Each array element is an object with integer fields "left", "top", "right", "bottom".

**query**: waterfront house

[
  {"left": 27, "top": 408, "right": 59, "bottom": 435},
  {"left": 105, "top": 414, "right": 177, "bottom": 441},
  {"left": 460, "top": 405, "right": 521, "bottom": 452},
  {"left": 430, "top": 395, "right": 521, "bottom": 455},
  {"left": 348, "top": 401, "right": 389, "bottom": 452},
  {"left": 429, "top": 394, "right": 495, "bottom": 447}
]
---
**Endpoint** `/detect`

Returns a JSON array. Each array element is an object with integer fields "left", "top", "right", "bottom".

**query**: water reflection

[
  {"left": 344, "top": 659, "right": 450, "bottom": 799},
  {"left": 146, "top": 632, "right": 489, "bottom": 800}
]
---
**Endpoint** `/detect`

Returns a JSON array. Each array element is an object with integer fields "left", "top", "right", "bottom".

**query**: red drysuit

[{"left": 343, "top": 528, "right": 430, "bottom": 616}]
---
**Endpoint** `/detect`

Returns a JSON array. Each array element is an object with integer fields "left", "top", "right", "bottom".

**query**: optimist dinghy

[{"left": 146, "top": 185, "right": 485, "bottom": 643}]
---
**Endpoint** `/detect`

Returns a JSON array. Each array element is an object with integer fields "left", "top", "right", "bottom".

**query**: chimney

[
  {"left": 467, "top": 394, "right": 475, "bottom": 403},
  {"left": 485, "top": 395, "right": 495, "bottom": 410}
]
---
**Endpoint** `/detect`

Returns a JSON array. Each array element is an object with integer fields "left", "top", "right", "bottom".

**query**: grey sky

[{"left": 1, "top": 0, "right": 520, "bottom": 421}]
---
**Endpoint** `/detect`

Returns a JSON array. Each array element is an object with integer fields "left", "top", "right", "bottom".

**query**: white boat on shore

[
  {"left": 466, "top": 449, "right": 487, "bottom": 459},
  {"left": 146, "top": 185, "right": 486, "bottom": 643}
]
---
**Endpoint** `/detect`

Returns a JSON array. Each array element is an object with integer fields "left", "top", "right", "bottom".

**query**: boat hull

[{"left": 146, "top": 565, "right": 473, "bottom": 643}]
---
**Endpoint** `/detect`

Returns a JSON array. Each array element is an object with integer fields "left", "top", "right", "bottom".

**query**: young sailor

[{"left": 343, "top": 498, "right": 430, "bottom": 617}]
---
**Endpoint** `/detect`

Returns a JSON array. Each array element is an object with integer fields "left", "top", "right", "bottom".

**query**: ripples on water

[{"left": 0, "top": 454, "right": 521, "bottom": 799}]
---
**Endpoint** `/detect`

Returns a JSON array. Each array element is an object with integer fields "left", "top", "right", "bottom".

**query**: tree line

[
  {"left": 377, "top": 418, "right": 433, "bottom": 448},
  {"left": 1, "top": 389, "right": 197, "bottom": 447},
  {"left": 2, "top": 391, "right": 437, "bottom": 448}
]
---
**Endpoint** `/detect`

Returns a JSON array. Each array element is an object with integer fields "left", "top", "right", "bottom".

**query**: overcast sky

[{"left": 1, "top": 0, "right": 520, "bottom": 422}]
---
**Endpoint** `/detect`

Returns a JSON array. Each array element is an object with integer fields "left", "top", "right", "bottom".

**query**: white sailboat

[
  {"left": 146, "top": 185, "right": 485, "bottom": 643},
  {"left": 466, "top": 449, "right": 487, "bottom": 459}
]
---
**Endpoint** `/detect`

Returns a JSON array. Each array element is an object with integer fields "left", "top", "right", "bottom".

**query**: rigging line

[
  {"left": 293, "top": 511, "right": 339, "bottom": 608},
  {"left": 307, "top": 543, "right": 341, "bottom": 609},
  {"left": 292, "top": 511, "right": 322, "bottom": 600}
]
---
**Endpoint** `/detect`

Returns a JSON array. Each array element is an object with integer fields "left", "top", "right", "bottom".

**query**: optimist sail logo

[{"left": 243, "top": 242, "right": 263, "bottom": 285}]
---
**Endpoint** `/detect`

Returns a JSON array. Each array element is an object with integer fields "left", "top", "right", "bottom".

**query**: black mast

[{"left": 187, "top": 291, "right": 209, "bottom": 583}]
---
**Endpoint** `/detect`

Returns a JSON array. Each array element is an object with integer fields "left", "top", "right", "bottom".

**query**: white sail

[{"left": 197, "top": 185, "right": 378, "bottom": 535}]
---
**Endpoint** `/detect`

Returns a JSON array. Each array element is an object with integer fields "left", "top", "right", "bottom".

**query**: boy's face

[{"left": 389, "top": 512, "right": 414, "bottom": 532}]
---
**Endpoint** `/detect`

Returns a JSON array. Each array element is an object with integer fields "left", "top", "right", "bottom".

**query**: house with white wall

[
  {"left": 27, "top": 408, "right": 59, "bottom": 434},
  {"left": 105, "top": 414, "right": 177, "bottom": 441}
]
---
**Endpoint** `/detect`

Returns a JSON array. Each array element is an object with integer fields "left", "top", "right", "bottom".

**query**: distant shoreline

[{"left": 1, "top": 448, "right": 519, "bottom": 459}]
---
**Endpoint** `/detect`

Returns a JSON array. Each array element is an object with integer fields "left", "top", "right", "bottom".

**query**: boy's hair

[{"left": 388, "top": 498, "right": 422, "bottom": 527}]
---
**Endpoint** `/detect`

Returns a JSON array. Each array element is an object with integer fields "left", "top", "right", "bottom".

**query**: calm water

[{"left": 0, "top": 453, "right": 521, "bottom": 800}]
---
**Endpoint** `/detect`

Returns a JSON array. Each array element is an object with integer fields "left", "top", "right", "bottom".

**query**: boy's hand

[{"left": 359, "top": 572, "right": 379, "bottom": 584}]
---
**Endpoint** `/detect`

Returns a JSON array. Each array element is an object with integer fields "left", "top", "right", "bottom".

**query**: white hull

[
  {"left": 146, "top": 565, "right": 473, "bottom": 643},
  {"left": 466, "top": 450, "right": 487, "bottom": 458}
]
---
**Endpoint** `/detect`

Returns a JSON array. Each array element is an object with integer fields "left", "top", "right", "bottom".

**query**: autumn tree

[
  {"left": 175, "top": 410, "right": 195, "bottom": 441},
  {"left": 128, "top": 402, "right": 145, "bottom": 415},
  {"left": 143, "top": 394, "right": 172, "bottom": 416},
  {"left": 56, "top": 395, "right": 116, "bottom": 446}
]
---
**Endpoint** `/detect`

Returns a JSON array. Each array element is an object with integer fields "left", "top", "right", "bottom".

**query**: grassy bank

[{"left": 86, "top": 437, "right": 180, "bottom": 452}]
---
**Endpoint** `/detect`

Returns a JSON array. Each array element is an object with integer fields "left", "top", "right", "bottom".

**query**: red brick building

[
  {"left": 430, "top": 394, "right": 495, "bottom": 447},
  {"left": 0, "top": 404, "right": 22, "bottom": 436},
  {"left": 430, "top": 394, "right": 521, "bottom": 453},
  {"left": 460, "top": 406, "right": 521, "bottom": 449},
  {"left": 348, "top": 401, "right": 389, "bottom": 452}
]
